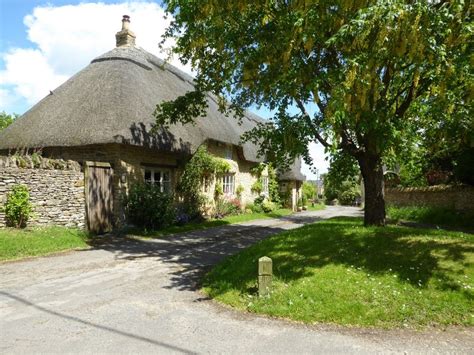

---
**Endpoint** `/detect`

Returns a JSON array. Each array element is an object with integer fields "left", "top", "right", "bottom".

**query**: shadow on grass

[
  {"left": 87, "top": 209, "right": 473, "bottom": 305},
  {"left": 203, "top": 217, "right": 474, "bottom": 300}
]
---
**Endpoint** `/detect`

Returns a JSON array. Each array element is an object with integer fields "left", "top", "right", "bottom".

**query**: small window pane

[
  {"left": 145, "top": 170, "right": 152, "bottom": 182},
  {"left": 225, "top": 146, "right": 233, "bottom": 160},
  {"left": 262, "top": 177, "right": 269, "bottom": 195},
  {"left": 223, "top": 174, "right": 234, "bottom": 194},
  {"left": 143, "top": 168, "right": 172, "bottom": 193}
]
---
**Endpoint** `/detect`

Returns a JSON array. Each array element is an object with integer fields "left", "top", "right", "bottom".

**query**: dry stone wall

[
  {"left": 385, "top": 185, "right": 474, "bottom": 211},
  {"left": 0, "top": 156, "right": 85, "bottom": 228}
]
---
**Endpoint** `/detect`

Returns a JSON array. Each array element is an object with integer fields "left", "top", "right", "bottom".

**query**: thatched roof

[
  {"left": 0, "top": 18, "right": 305, "bottom": 179},
  {"left": 279, "top": 158, "right": 306, "bottom": 181},
  {"left": 0, "top": 46, "right": 265, "bottom": 161}
]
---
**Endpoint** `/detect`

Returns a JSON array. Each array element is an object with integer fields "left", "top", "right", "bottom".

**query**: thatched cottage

[{"left": 0, "top": 16, "right": 304, "bottom": 232}]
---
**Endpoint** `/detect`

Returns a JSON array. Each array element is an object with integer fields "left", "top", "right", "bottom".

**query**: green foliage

[
  {"left": 261, "top": 200, "right": 277, "bottom": 213},
  {"left": 214, "top": 197, "right": 241, "bottom": 218},
  {"left": 0, "top": 111, "right": 18, "bottom": 131},
  {"left": 4, "top": 185, "right": 33, "bottom": 228},
  {"left": 338, "top": 181, "right": 361, "bottom": 206},
  {"left": 324, "top": 153, "right": 361, "bottom": 205},
  {"left": 251, "top": 195, "right": 276, "bottom": 213},
  {"left": 250, "top": 163, "right": 280, "bottom": 205},
  {"left": 159, "top": 0, "right": 472, "bottom": 225},
  {"left": 251, "top": 179, "right": 262, "bottom": 194},
  {"left": 178, "top": 145, "right": 230, "bottom": 217},
  {"left": 267, "top": 164, "right": 280, "bottom": 205},
  {"left": 236, "top": 184, "right": 245, "bottom": 200},
  {"left": 124, "top": 183, "right": 176, "bottom": 230},
  {"left": 203, "top": 217, "right": 474, "bottom": 328},
  {"left": 302, "top": 182, "right": 316, "bottom": 202}
]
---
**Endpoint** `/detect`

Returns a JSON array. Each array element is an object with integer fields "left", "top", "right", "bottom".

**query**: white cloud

[{"left": 0, "top": 2, "right": 189, "bottom": 112}]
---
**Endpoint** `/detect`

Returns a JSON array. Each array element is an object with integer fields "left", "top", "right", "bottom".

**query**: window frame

[
  {"left": 222, "top": 173, "right": 235, "bottom": 195},
  {"left": 144, "top": 167, "right": 172, "bottom": 193},
  {"left": 224, "top": 145, "right": 233, "bottom": 160},
  {"left": 262, "top": 176, "right": 269, "bottom": 196}
]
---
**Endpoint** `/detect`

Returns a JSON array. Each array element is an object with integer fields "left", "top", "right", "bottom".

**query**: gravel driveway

[{"left": 0, "top": 206, "right": 472, "bottom": 354}]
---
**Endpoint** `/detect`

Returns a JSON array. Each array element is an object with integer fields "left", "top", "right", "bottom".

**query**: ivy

[
  {"left": 177, "top": 145, "right": 230, "bottom": 217},
  {"left": 250, "top": 162, "right": 280, "bottom": 205}
]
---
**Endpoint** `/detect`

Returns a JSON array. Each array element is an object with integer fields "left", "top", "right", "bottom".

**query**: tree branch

[{"left": 295, "top": 99, "right": 331, "bottom": 148}]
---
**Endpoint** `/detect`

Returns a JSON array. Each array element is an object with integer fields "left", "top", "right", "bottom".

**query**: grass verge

[
  {"left": 387, "top": 205, "right": 474, "bottom": 230},
  {"left": 203, "top": 217, "right": 473, "bottom": 328},
  {"left": 0, "top": 226, "right": 90, "bottom": 261},
  {"left": 128, "top": 208, "right": 295, "bottom": 238}
]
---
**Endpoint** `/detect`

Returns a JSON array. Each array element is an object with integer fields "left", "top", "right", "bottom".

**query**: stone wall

[
  {"left": 0, "top": 156, "right": 85, "bottom": 228},
  {"left": 385, "top": 185, "right": 474, "bottom": 211},
  {"left": 44, "top": 143, "right": 179, "bottom": 225}
]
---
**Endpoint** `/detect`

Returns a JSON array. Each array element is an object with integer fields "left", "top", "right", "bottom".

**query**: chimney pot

[{"left": 116, "top": 15, "right": 136, "bottom": 47}]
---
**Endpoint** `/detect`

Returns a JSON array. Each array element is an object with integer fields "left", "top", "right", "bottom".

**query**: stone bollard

[{"left": 258, "top": 256, "right": 272, "bottom": 297}]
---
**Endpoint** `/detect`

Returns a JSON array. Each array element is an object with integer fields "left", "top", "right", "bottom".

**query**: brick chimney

[{"left": 116, "top": 15, "right": 136, "bottom": 47}]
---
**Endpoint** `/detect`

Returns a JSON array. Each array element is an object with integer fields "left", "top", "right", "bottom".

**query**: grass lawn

[
  {"left": 203, "top": 217, "right": 473, "bottom": 328},
  {"left": 128, "top": 208, "right": 295, "bottom": 238},
  {"left": 387, "top": 205, "right": 474, "bottom": 230},
  {"left": 0, "top": 227, "right": 90, "bottom": 262}
]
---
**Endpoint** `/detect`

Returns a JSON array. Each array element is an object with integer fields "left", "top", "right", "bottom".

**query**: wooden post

[{"left": 258, "top": 256, "right": 272, "bottom": 297}]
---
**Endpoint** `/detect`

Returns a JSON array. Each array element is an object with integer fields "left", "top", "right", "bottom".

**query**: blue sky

[{"left": 0, "top": 0, "right": 328, "bottom": 177}]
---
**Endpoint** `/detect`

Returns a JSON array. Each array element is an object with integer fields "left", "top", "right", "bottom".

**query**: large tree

[{"left": 156, "top": 1, "right": 472, "bottom": 225}]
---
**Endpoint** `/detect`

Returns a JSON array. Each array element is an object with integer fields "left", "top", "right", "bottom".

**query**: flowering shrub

[{"left": 214, "top": 197, "right": 242, "bottom": 218}]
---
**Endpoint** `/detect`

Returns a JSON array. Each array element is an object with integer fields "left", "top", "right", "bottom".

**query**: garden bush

[
  {"left": 124, "top": 183, "right": 176, "bottom": 229},
  {"left": 214, "top": 197, "right": 242, "bottom": 218},
  {"left": 261, "top": 200, "right": 277, "bottom": 213},
  {"left": 4, "top": 184, "right": 33, "bottom": 228},
  {"left": 251, "top": 195, "right": 277, "bottom": 213}
]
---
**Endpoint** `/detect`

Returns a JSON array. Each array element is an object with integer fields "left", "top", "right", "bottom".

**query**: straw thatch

[
  {"left": 0, "top": 44, "right": 304, "bottom": 180},
  {"left": 279, "top": 158, "right": 306, "bottom": 181}
]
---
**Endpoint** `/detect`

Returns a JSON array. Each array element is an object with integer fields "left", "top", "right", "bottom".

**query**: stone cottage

[{"left": 0, "top": 16, "right": 304, "bottom": 233}]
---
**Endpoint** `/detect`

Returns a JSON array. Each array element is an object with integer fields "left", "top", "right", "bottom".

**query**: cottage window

[
  {"left": 224, "top": 146, "right": 233, "bottom": 160},
  {"left": 144, "top": 168, "right": 171, "bottom": 193},
  {"left": 262, "top": 176, "right": 269, "bottom": 196},
  {"left": 222, "top": 174, "right": 235, "bottom": 194}
]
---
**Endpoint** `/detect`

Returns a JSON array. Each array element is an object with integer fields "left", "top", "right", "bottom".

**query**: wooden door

[{"left": 86, "top": 162, "right": 113, "bottom": 234}]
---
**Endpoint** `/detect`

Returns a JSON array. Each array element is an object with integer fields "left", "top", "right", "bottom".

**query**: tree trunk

[{"left": 358, "top": 155, "right": 386, "bottom": 226}]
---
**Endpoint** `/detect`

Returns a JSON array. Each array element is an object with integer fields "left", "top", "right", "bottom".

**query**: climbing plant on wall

[
  {"left": 250, "top": 162, "right": 280, "bottom": 205},
  {"left": 177, "top": 145, "right": 230, "bottom": 217}
]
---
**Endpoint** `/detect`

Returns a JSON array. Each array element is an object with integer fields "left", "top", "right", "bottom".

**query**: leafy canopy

[
  {"left": 157, "top": 1, "right": 471, "bottom": 225},
  {"left": 158, "top": 0, "right": 471, "bottom": 167}
]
